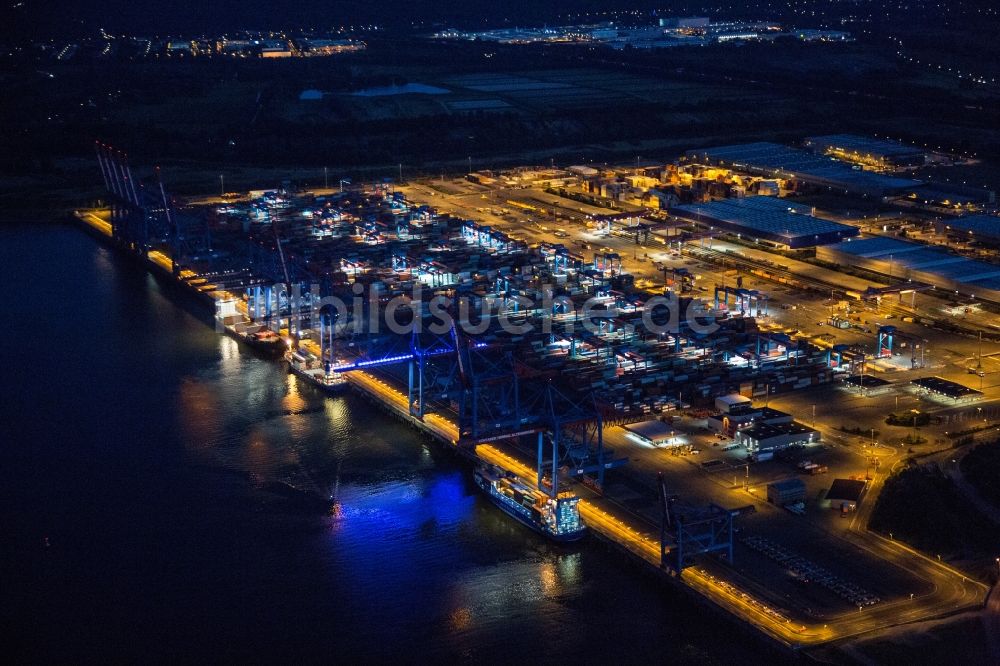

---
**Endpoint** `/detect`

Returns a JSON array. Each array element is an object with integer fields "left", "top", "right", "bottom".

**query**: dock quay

[{"left": 75, "top": 149, "right": 990, "bottom": 654}]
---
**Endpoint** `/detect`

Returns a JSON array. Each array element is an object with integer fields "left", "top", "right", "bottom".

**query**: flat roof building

[
  {"left": 904, "top": 183, "right": 994, "bottom": 209},
  {"left": 623, "top": 420, "right": 679, "bottom": 446},
  {"left": 671, "top": 196, "right": 859, "bottom": 248},
  {"left": 734, "top": 421, "right": 819, "bottom": 453},
  {"left": 939, "top": 214, "right": 1000, "bottom": 244},
  {"left": 685, "top": 142, "right": 922, "bottom": 198},
  {"left": 803, "top": 134, "right": 926, "bottom": 169},
  {"left": 707, "top": 403, "right": 792, "bottom": 435},
  {"left": 300, "top": 38, "right": 365, "bottom": 55},
  {"left": 660, "top": 16, "right": 710, "bottom": 29},
  {"left": 911, "top": 377, "right": 983, "bottom": 401},
  {"left": 844, "top": 375, "right": 893, "bottom": 394},
  {"left": 715, "top": 394, "right": 752, "bottom": 413},
  {"left": 816, "top": 236, "right": 1000, "bottom": 303},
  {"left": 827, "top": 478, "right": 866, "bottom": 510}
]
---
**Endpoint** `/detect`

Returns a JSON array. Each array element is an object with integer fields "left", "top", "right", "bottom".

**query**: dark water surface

[{"left": 1, "top": 222, "right": 778, "bottom": 663}]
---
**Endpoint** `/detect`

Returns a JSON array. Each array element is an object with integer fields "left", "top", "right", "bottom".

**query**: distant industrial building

[
  {"left": 166, "top": 41, "right": 194, "bottom": 55},
  {"left": 734, "top": 421, "right": 819, "bottom": 454},
  {"left": 904, "top": 183, "right": 995, "bottom": 211},
  {"left": 436, "top": 19, "right": 850, "bottom": 50},
  {"left": 803, "top": 134, "right": 927, "bottom": 169},
  {"left": 670, "top": 196, "right": 859, "bottom": 248},
  {"left": 299, "top": 39, "right": 365, "bottom": 56},
  {"left": 938, "top": 214, "right": 1000, "bottom": 245},
  {"left": 260, "top": 40, "right": 293, "bottom": 58},
  {"left": 685, "top": 142, "right": 923, "bottom": 199},
  {"left": 817, "top": 236, "right": 1000, "bottom": 303},
  {"left": 792, "top": 29, "right": 852, "bottom": 42},
  {"left": 218, "top": 39, "right": 252, "bottom": 55},
  {"left": 704, "top": 21, "right": 783, "bottom": 42},
  {"left": 659, "top": 16, "right": 710, "bottom": 29}
]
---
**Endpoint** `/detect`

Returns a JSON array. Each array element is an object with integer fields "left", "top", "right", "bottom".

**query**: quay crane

[{"left": 271, "top": 211, "right": 296, "bottom": 348}]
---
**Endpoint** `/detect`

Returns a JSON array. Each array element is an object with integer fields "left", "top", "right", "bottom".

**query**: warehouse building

[
  {"left": 659, "top": 16, "right": 710, "bottom": 29},
  {"left": 670, "top": 196, "right": 859, "bottom": 248},
  {"left": 816, "top": 236, "right": 1000, "bottom": 303},
  {"left": 707, "top": 403, "right": 793, "bottom": 435},
  {"left": 803, "top": 134, "right": 927, "bottom": 169},
  {"left": 911, "top": 377, "right": 983, "bottom": 403},
  {"left": 622, "top": 419, "right": 680, "bottom": 447},
  {"left": 734, "top": 421, "right": 819, "bottom": 454},
  {"left": 825, "top": 479, "right": 866, "bottom": 512},
  {"left": 902, "top": 183, "right": 995, "bottom": 210},
  {"left": 715, "top": 393, "right": 752, "bottom": 413},
  {"left": 685, "top": 142, "right": 923, "bottom": 199},
  {"left": 843, "top": 375, "right": 893, "bottom": 395},
  {"left": 938, "top": 214, "right": 1000, "bottom": 245}
]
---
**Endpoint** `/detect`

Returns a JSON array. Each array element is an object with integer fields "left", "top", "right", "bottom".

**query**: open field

[{"left": 7, "top": 35, "right": 1000, "bottom": 205}]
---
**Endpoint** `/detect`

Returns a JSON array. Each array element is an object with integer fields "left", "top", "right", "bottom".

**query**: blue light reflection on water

[{"left": 0, "top": 222, "right": 776, "bottom": 664}]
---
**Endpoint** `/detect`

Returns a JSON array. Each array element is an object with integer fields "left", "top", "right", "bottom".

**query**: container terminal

[{"left": 76, "top": 140, "right": 1000, "bottom": 653}]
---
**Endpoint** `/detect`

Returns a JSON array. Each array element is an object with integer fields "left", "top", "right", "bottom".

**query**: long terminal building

[{"left": 670, "top": 196, "right": 859, "bottom": 248}]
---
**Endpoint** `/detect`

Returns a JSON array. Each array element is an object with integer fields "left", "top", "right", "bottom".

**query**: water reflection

[
  {"left": 539, "top": 560, "right": 559, "bottom": 597},
  {"left": 322, "top": 397, "right": 349, "bottom": 429},
  {"left": 448, "top": 607, "right": 472, "bottom": 632},
  {"left": 282, "top": 371, "right": 307, "bottom": 413},
  {"left": 218, "top": 335, "right": 239, "bottom": 364},
  {"left": 177, "top": 378, "right": 219, "bottom": 447},
  {"left": 0, "top": 224, "right": 771, "bottom": 664}
]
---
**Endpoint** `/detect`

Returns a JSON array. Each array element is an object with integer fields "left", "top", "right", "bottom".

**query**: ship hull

[
  {"left": 288, "top": 360, "right": 348, "bottom": 394},
  {"left": 474, "top": 472, "right": 586, "bottom": 543},
  {"left": 222, "top": 325, "right": 286, "bottom": 358}
]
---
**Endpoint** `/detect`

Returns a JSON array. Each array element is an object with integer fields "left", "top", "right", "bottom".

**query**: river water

[{"left": 1, "top": 221, "right": 778, "bottom": 663}]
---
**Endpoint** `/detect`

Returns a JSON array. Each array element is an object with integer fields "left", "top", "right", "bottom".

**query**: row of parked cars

[
  {"left": 694, "top": 569, "right": 790, "bottom": 626},
  {"left": 742, "top": 535, "right": 880, "bottom": 608}
]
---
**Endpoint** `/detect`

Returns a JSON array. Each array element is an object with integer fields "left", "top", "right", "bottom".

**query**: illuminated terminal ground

[
  {"left": 670, "top": 196, "right": 859, "bottom": 248},
  {"left": 431, "top": 18, "right": 851, "bottom": 50},
  {"left": 803, "top": 134, "right": 927, "bottom": 169},
  {"left": 817, "top": 236, "right": 1000, "bottom": 302},
  {"left": 911, "top": 376, "right": 984, "bottom": 401},
  {"left": 939, "top": 214, "right": 1000, "bottom": 244},
  {"left": 685, "top": 142, "right": 923, "bottom": 198},
  {"left": 81, "top": 143, "right": 999, "bottom": 654}
]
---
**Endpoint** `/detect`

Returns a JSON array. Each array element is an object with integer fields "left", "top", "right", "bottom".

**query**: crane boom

[{"left": 272, "top": 212, "right": 296, "bottom": 348}]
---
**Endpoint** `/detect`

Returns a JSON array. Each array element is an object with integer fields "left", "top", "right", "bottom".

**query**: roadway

[
  {"left": 397, "top": 178, "right": 993, "bottom": 646},
  {"left": 77, "top": 209, "right": 112, "bottom": 237}
]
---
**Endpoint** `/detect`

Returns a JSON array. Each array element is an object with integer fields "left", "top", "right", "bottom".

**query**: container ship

[
  {"left": 215, "top": 298, "right": 287, "bottom": 357},
  {"left": 243, "top": 327, "right": 288, "bottom": 357},
  {"left": 473, "top": 465, "right": 586, "bottom": 542},
  {"left": 286, "top": 349, "right": 348, "bottom": 393}
]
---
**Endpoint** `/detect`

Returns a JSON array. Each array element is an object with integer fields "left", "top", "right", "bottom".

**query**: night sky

[{"left": 12, "top": 0, "right": 679, "bottom": 36}]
